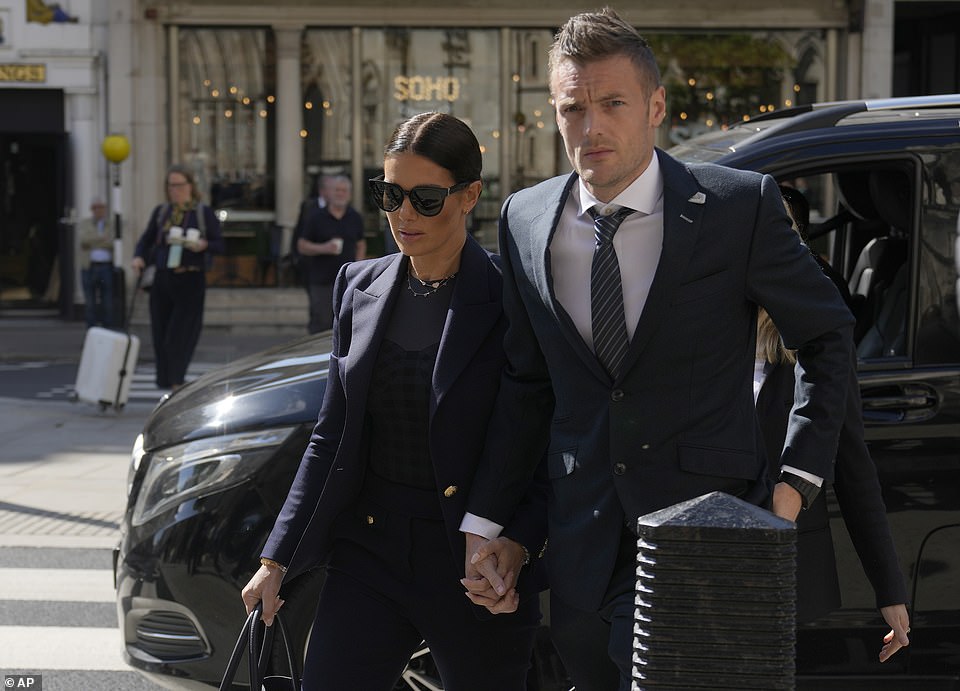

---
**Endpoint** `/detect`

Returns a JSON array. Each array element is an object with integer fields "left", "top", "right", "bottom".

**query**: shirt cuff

[
  {"left": 459, "top": 512, "right": 503, "bottom": 539},
  {"left": 780, "top": 464, "right": 823, "bottom": 487}
]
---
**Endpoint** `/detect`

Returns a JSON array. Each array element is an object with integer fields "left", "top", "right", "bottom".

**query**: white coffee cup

[
  {"left": 331, "top": 238, "right": 344, "bottom": 255},
  {"left": 186, "top": 228, "right": 201, "bottom": 243},
  {"left": 168, "top": 226, "right": 184, "bottom": 245}
]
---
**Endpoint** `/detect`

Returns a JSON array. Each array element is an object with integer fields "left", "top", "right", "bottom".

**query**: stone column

[
  {"left": 68, "top": 91, "right": 101, "bottom": 304},
  {"left": 274, "top": 26, "right": 304, "bottom": 254},
  {"left": 860, "top": 0, "right": 894, "bottom": 99}
]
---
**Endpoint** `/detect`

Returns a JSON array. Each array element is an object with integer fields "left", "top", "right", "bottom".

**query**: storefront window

[
  {"left": 301, "top": 30, "right": 353, "bottom": 188},
  {"left": 648, "top": 31, "right": 826, "bottom": 147},
  {"left": 509, "top": 29, "right": 563, "bottom": 193},
  {"left": 176, "top": 28, "right": 275, "bottom": 210},
  {"left": 360, "top": 28, "right": 502, "bottom": 248}
]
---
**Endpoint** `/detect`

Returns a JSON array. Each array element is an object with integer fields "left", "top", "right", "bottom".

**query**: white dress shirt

[
  {"left": 552, "top": 154, "right": 664, "bottom": 348},
  {"left": 461, "top": 158, "right": 665, "bottom": 540}
]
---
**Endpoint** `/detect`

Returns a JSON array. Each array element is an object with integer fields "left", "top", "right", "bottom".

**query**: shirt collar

[{"left": 576, "top": 150, "right": 663, "bottom": 218}]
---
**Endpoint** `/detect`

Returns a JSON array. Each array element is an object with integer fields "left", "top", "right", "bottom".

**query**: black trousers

[
  {"left": 301, "top": 477, "right": 540, "bottom": 690},
  {"left": 550, "top": 525, "right": 637, "bottom": 691},
  {"left": 149, "top": 270, "right": 205, "bottom": 388}
]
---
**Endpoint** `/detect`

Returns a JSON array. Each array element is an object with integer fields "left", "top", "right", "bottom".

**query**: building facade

[{"left": 2, "top": 0, "right": 956, "bottom": 316}]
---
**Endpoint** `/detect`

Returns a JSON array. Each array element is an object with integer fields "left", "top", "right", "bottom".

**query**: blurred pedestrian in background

[
  {"left": 77, "top": 196, "right": 113, "bottom": 327},
  {"left": 297, "top": 174, "right": 366, "bottom": 333},
  {"left": 132, "top": 164, "right": 224, "bottom": 390}
]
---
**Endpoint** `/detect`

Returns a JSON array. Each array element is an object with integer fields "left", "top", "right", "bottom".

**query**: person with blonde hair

[
  {"left": 755, "top": 190, "right": 910, "bottom": 663},
  {"left": 132, "top": 164, "right": 224, "bottom": 390}
]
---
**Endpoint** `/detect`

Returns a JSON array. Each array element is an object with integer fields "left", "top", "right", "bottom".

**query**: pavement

[{"left": 0, "top": 316, "right": 302, "bottom": 547}]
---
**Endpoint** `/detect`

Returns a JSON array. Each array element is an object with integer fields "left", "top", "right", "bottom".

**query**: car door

[{"left": 774, "top": 150, "right": 960, "bottom": 683}]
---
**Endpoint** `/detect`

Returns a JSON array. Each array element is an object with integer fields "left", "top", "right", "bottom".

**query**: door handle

[{"left": 861, "top": 384, "right": 937, "bottom": 423}]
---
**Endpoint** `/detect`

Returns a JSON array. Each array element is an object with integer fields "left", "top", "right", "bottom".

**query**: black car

[{"left": 116, "top": 94, "right": 960, "bottom": 689}]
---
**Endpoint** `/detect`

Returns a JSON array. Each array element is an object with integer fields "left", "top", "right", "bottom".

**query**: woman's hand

[
  {"left": 241, "top": 564, "right": 285, "bottom": 626},
  {"left": 878, "top": 603, "right": 910, "bottom": 662},
  {"left": 131, "top": 256, "right": 145, "bottom": 272},
  {"left": 461, "top": 536, "right": 527, "bottom": 614}
]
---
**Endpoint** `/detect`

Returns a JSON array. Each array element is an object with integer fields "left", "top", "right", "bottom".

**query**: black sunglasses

[{"left": 368, "top": 176, "right": 473, "bottom": 217}]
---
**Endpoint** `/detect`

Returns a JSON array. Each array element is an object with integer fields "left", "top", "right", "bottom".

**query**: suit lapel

[
  {"left": 344, "top": 254, "right": 404, "bottom": 403},
  {"left": 432, "top": 237, "right": 501, "bottom": 408},
  {"left": 619, "top": 150, "right": 703, "bottom": 377},
  {"left": 535, "top": 174, "right": 612, "bottom": 380}
]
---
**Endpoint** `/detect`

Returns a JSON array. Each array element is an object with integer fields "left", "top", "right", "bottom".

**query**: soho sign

[{"left": 393, "top": 75, "right": 460, "bottom": 102}]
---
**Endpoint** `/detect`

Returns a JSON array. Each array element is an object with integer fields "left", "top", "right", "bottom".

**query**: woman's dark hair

[{"left": 383, "top": 112, "right": 482, "bottom": 184}]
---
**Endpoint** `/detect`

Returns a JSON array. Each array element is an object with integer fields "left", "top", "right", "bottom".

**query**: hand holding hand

[
  {"left": 241, "top": 563, "right": 285, "bottom": 627},
  {"left": 878, "top": 603, "right": 910, "bottom": 662},
  {"left": 461, "top": 534, "right": 527, "bottom": 614}
]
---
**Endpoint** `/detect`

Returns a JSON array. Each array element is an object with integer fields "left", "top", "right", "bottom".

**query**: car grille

[{"left": 135, "top": 611, "right": 206, "bottom": 659}]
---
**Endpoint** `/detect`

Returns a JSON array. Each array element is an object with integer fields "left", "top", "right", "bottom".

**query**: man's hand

[
  {"left": 878, "top": 604, "right": 910, "bottom": 662},
  {"left": 771, "top": 481, "right": 802, "bottom": 522},
  {"left": 461, "top": 533, "right": 526, "bottom": 614},
  {"left": 241, "top": 564, "right": 285, "bottom": 626}
]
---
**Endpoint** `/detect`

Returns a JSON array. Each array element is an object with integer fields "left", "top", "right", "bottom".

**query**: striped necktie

[{"left": 589, "top": 205, "right": 635, "bottom": 380}]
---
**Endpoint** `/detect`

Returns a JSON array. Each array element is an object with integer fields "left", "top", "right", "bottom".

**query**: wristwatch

[{"left": 778, "top": 471, "right": 820, "bottom": 510}]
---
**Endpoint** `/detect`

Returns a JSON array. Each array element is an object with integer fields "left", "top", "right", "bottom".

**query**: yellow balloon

[{"left": 102, "top": 134, "right": 131, "bottom": 163}]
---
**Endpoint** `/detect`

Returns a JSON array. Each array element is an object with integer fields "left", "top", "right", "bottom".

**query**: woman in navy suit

[
  {"left": 755, "top": 191, "right": 910, "bottom": 662},
  {"left": 241, "top": 112, "right": 542, "bottom": 690}
]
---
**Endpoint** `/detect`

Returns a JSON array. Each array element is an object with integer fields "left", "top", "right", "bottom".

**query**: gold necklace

[{"left": 406, "top": 271, "right": 457, "bottom": 298}]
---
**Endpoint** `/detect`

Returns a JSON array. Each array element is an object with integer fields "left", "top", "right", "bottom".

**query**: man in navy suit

[{"left": 461, "top": 9, "right": 855, "bottom": 690}]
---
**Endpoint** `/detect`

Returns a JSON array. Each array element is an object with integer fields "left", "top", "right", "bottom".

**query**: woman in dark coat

[
  {"left": 755, "top": 191, "right": 910, "bottom": 662},
  {"left": 241, "top": 112, "right": 543, "bottom": 690}
]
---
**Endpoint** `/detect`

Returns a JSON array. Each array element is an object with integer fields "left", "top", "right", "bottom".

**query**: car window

[
  {"left": 916, "top": 147, "right": 960, "bottom": 365},
  {"left": 778, "top": 161, "right": 916, "bottom": 362}
]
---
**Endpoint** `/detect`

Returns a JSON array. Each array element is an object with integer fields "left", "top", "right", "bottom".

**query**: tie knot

[{"left": 589, "top": 206, "right": 634, "bottom": 245}]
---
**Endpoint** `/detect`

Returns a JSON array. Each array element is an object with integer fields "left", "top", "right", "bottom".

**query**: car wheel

[{"left": 395, "top": 641, "right": 442, "bottom": 691}]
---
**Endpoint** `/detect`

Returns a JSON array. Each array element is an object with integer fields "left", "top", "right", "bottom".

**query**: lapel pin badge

[{"left": 688, "top": 192, "right": 706, "bottom": 204}]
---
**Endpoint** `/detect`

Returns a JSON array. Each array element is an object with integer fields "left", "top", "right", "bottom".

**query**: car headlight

[{"left": 132, "top": 426, "right": 296, "bottom": 527}]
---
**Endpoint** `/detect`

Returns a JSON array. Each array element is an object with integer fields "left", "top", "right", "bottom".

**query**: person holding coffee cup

[
  {"left": 132, "top": 164, "right": 224, "bottom": 390},
  {"left": 297, "top": 173, "right": 366, "bottom": 333}
]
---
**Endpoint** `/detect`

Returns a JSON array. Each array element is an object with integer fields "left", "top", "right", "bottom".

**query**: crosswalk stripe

[
  {"left": 0, "top": 568, "right": 115, "bottom": 602},
  {"left": 0, "top": 626, "right": 128, "bottom": 670},
  {"left": 25, "top": 361, "right": 222, "bottom": 403}
]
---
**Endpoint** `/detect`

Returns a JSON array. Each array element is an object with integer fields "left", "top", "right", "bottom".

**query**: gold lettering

[
  {"left": 393, "top": 76, "right": 409, "bottom": 101},
  {"left": 408, "top": 76, "right": 425, "bottom": 101},
  {"left": 392, "top": 75, "right": 460, "bottom": 102},
  {"left": 0, "top": 64, "right": 47, "bottom": 83}
]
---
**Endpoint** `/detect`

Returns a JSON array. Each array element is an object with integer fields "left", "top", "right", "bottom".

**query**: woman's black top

[{"left": 365, "top": 274, "right": 456, "bottom": 489}]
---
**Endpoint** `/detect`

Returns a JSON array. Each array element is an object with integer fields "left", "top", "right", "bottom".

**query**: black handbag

[{"left": 219, "top": 601, "right": 301, "bottom": 691}]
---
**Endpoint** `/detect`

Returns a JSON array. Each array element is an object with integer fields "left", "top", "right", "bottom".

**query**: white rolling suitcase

[{"left": 74, "top": 326, "right": 140, "bottom": 411}]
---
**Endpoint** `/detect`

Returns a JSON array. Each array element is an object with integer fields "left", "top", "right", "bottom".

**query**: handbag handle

[{"left": 219, "top": 601, "right": 301, "bottom": 691}]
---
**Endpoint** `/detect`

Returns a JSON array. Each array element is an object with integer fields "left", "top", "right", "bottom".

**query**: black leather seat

[{"left": 851, "top": 170, "right": 911, "bottom": 356}]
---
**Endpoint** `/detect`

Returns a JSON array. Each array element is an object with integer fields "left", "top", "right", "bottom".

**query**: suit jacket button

[
  {"left": 366, "top": 515, "right": 375, "bottom": 525},
  {"left": 613, "top": 462, "right": 627, "bottom": 475},
  {"left": 444, "top": 485, "right": 458, "bottom": 497},
  {"left": 611, "top": 389, "right": 625, "bottom": 402}
]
